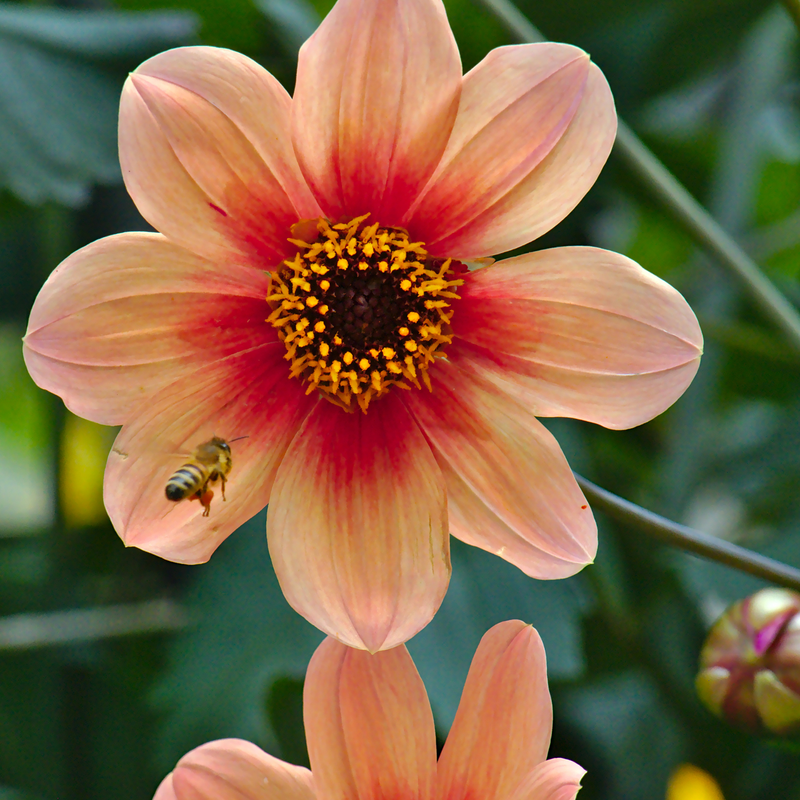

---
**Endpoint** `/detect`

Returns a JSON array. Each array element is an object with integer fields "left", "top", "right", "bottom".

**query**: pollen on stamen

[{"left": 267, "top": 214, "right": 464, "bottom": 412}]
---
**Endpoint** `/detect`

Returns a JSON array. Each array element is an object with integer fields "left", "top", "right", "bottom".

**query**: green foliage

[
  {"left": 757, "top": 161, "right": 800, "bottom": 226},
  {"left": 0, "top": 327, "right": 53, "bottom": 534},
  {"left": 0, "top": 5, "right": 197, "bottom": 206},
  {"left": 115, "top": 0, "right": 258, "bottom": 53},
  {"left": 151, "top": 512, "right": 323, "bottom": 770},
  {"left": 410, "top": 540, "right": 590, "bottom": 730}
]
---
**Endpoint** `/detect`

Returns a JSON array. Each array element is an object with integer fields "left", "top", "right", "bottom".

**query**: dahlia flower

[
  {"left": 24, "top": 0, "right": 702, "bottom": 651},
  {"left": 154, "top": 621, "right": 585, "bottom": 800}
]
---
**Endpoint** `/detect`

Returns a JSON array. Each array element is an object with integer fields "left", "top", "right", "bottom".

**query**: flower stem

[
  {"left": 472, "top": 0, "right": 800, "bottom": 353},
  {"left": 0, "top": 599, "right": 186, "bottom": 651},
  {"left": 612, "top": 123, "right": 800, "bottom": 351},
  {"left": 575, "top": 473, "right": 800, "bottom": 593}
]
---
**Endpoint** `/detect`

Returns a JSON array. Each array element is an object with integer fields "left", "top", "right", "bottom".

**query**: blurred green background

[{"left": 1, "top": 0, "right": 800, "bottom": 797}]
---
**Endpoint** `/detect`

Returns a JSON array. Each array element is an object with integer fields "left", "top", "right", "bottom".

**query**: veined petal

[
  {"left": 292, "top": 0, "right": 461, "bottom": 225},
  {"left": 506, "top": 760, "right": 586, "bottom": 800},
  {"left": 268, "top": 393, "right": 450, "bottom": 652},
  {"left": 23, "top": 232, "right": 272, "bottom": 425},
  {"left": 437, "top": 622, "right": 552, "bottom": 800},
  {"left": 452, "top": 247, "right": 703, "bottom": 429},
  {"left": 304, "top": 638, "right": 437, "bottom": 800},
  {"left": 442, "top": 465, "right": 591, "bottom": 580},
  {"left": 170, "top": 739, "right": 315, "bottom": 800},
  {"left": 106, "top": 345, "right": 317, "bottom": 564},
  {"left": 404, "top": 360, "right": 596, "bottom": 579},
  {"left": 121, "top": 47, "right": 318, "bottom": 266},
  {"left": 154, "top": 774, "right": 176, "bottom": 800},
  {"left": 406, "top": 45, "right": 615, "bottom": 258},
  {"left": 136, "top": 47, "right": 320, "bottom": 220}
]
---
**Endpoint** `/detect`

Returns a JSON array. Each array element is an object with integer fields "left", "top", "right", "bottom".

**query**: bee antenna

[{"left": 228, "top": 435, "right": 250, "bottom": 443}]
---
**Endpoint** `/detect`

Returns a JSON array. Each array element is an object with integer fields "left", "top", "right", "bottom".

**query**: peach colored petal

[
  {"left": 292, "top": 0, "right": 461, "bottom": 225},
  {"left": 136, "top": 47, "right": 320, "bottom": 219},
  {"left": 451, "top": 247, "right": 703, "bottom": 429},
  {"left": 304, "top": 638, "right": 437, "bottom": 800},
  {"left": 506, "top": 760, "right": 586, "bottom": 800},
  {"left": 437, "top": 622, "right": 553, "bottom": 800},
  {"left": 170, "top": 739, "right": 315, "bottom": 800},
  {"left": 268, "top": 393, "right": 450, "bottom": 652},
  {"left": 406, "top": 46, "right": 615, "bottom": 258},
  {"left": 120, "top": 47, "right": 316, "bottom": 267},
  {"left": 154, "top": 773, "right": 176, "bottom": 800},
  {"left": 442, "top": 465, "right": 592, "bottom": 580},
  {"left": 404, "top": 360, "right": 595, "bottom": 579},
  {"left": 106, "top": 345, "right": 317, "bottom": 564},
  {"left": 24, "top": 232, "right": 272, "bottom": 425}
]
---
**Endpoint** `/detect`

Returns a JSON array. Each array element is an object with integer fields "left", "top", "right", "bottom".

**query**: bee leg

[
  {"left": 220, "top": 475, "right": 227, "bottom": 502},
  {"left": 199, "top": 488, "right": 214, "bottom": 517}
]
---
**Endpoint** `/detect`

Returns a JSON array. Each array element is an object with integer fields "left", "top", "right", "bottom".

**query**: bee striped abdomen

[{"left": 165, "top": 463, "right": 209, "bottom": 502}]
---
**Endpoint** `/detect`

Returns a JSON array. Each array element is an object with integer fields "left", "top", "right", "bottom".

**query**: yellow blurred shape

[
  {"left": 60, "top": 413, "right": 114, "bottom": 528},
  {"left": 667, "top": 765, "right": 725, "bottom": 800}
]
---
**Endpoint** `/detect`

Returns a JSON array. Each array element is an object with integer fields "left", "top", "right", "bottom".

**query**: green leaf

[
  {"left": 558, "top": 670, "right": 684, "bottom": 799},
  {"left": 756, "top": 161, "right": 800, "bottom": 227},
  {"left": 255, "top": 0, "right": 318, "bottom": 53},
  {"left": 0, "top": 6, "right": 197, "bottom": 206},
  {"left": 152, "top": 511, "right": 322, "bottom": 771},
  {"left": 265, "top": 677, "right": 308, "bottom": 768},
  {"left": 0, "top": 6, "right": 197, "bottom": 61},
  {"left": 0, "top": 327, "right": 54, "bottom": 535},
  {"left": 115, "top": 0, "right": 260, "bottom": 54},
  {"left": 409, "top": 539, "right": 591, "bottom": 732},
  {"left": 0, "top": 788, "right": 44, "bottom": 800}
]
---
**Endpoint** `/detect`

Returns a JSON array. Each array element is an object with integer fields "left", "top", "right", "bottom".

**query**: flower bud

[{"left": 696, "top": 588, "right": 800, "bottom": 735}]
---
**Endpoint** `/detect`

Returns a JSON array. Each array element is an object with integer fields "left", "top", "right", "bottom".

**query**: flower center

[{"left": 268, "top": 214, "right": 464, "bottom": 412}]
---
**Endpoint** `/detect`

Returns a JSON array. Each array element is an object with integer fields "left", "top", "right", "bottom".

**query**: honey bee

[{"left": 165, "top": 436, "right": 246, "bottom": 516}]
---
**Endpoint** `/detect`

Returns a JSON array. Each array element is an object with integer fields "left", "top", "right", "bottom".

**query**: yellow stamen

[{"left": 267, "top": 216, "right": 464, "bottom": 413}]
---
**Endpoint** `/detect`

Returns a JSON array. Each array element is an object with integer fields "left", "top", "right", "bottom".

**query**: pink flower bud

[{"left": 696, "top": 588, "right": 800, "bottom": 735}]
